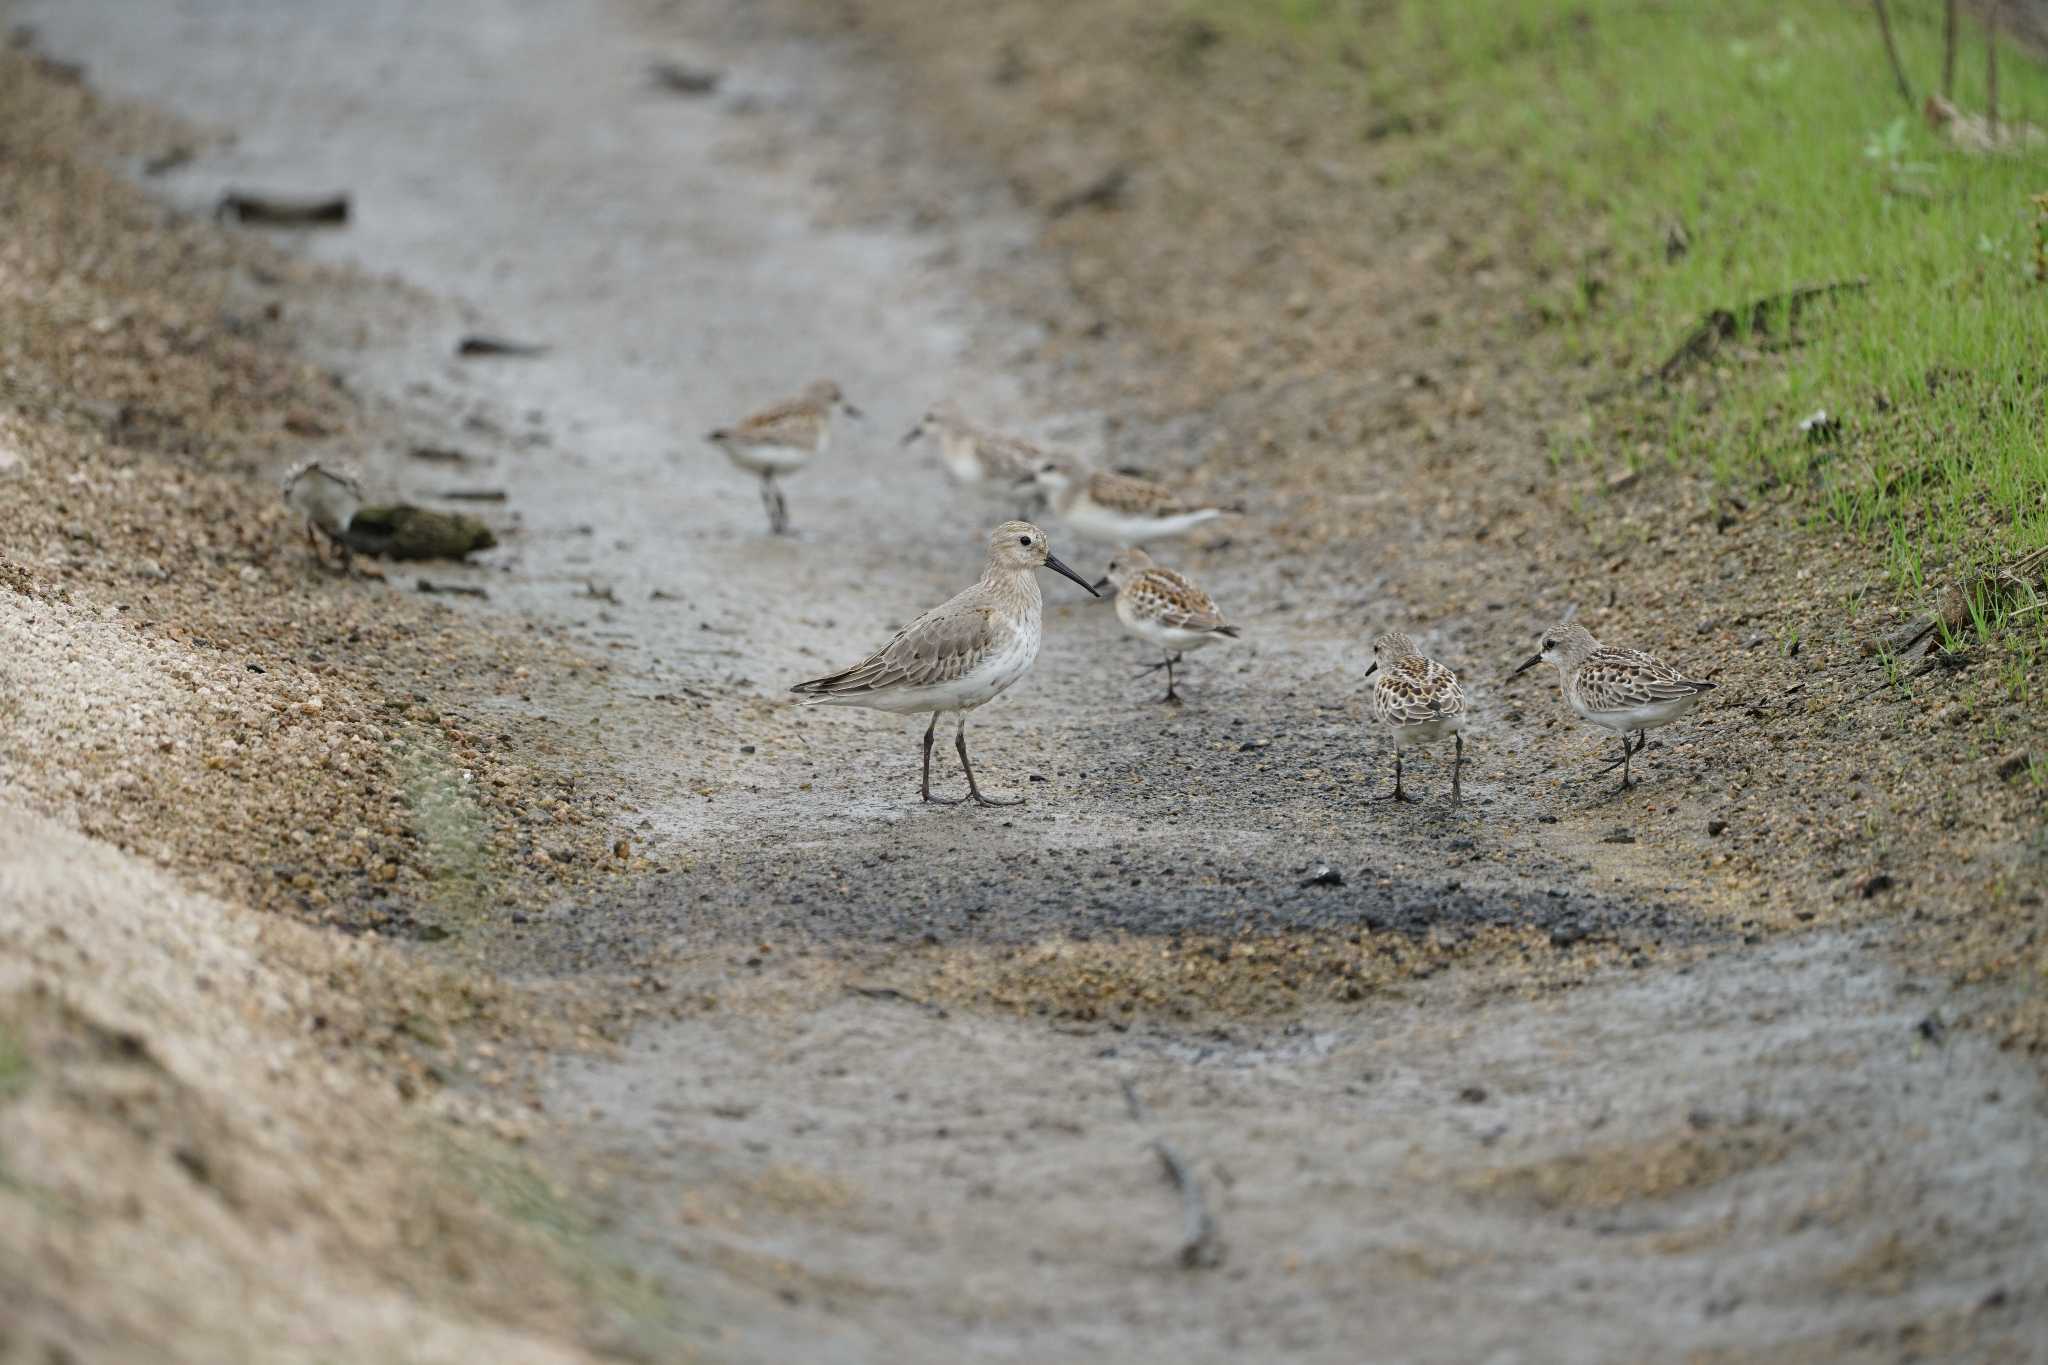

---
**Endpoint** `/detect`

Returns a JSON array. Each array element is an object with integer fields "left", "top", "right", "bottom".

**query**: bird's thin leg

[
  {"left": 956, "top": 716, "right": 1021, "bottom": 807},
  {"left": 922, "top": 712, "right": 962, "bottom": 805},
  {"left": 1162, "top": 653, "right": 1183, "bottom": 705},
  {"left": 337, "top": 537, "right": 354, "bottom": 578},
  {"left": 1618, "top": 733, "right": 1636, "bottom": 792},
  {"left": 759, "top": 474, "right": 788, "bottom": 535},
  {"left": 1376, "top": 749, "right": 1414, "bottom": 803},
  {"left": 1451, "top": 734, "right": 1464, "bottom": 809}
]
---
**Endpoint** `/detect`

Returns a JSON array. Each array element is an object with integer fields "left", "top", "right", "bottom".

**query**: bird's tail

[{"left": 1215, "top": 624, "right": 1242, "bottom": 639}]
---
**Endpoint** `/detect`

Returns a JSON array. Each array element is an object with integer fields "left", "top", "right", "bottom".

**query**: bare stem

[
  {"left": 1988, "top": 0, "right": 2002, "bottom": 138},
  {"left": 1942, "top": 0, "right": 1958, "bottom": 98},
  {"left": 1872, "top": 0, "right": 1914, "bottom": 110}
]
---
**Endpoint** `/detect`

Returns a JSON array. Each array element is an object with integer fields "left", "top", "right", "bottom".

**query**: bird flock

[{"left": 283, "top": 377, "right": 1716, "bottom": 811}]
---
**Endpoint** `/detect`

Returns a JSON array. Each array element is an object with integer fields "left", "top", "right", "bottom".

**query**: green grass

[{"left": 1204, "top": 0, "right": 2048, "bottom": 656}]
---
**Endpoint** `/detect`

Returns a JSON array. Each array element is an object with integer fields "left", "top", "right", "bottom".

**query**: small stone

[
  {"left": 1995, "top": 752, "right": 2030, "bottom": 782},
  {"left": 1707, "top": 820, "right": 1728, "bottom": 836},
  {"left": 1601, "top": 827, "right": 1636, "bottom": 844},
  {"left": 1298, "top": 864, "right": 1343, "bottom": 888},
  {"left": 1457, "top": 1085, "right": 1487, "bottom": 1104},
  {"left": 1856, "top": 872, "right": 1894, "bottom": 899}
]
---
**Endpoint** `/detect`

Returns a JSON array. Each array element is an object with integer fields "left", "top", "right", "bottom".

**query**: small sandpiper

[
  {"left": 706, "top": 379, "right": 860, "bottom": 535},
  {"left": 1364, "top": 631, "right": 1467, "bottom": 807},
  {"left": 1096, "top": 548, "right": 1239, "bottom": 703},
  {"left": 1512, "top": 621, "right": 1716, "bottom": 792},
  {"left": 281, "top": 459, "right": 363, "bottom": 573},
  {"left": 790, "top": 521, "right": 1098, "bottom": 806},
  {"left": 1026, "top": 460, "right": 1235, "bottom": 544},
  {"left": 902, "top": 400, "right": 1047, "bottom": 491}
]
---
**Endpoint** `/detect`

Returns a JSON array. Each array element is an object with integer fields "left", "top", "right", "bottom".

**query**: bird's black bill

[
  {"left": 1511, "top": 653, "right": 1542, "bottom": 677},
  {"left": 1090, "top": 576, "right": 1111, "bottom": 592},
  {"left": 1363, "top": 662, "right": 1378, "bottom": 677},
  {"left": 1044, "top": 553, "right": 1100, "bottom": 596},
  {"left": 842, "top": 403, "right": 864, "bottom": 419},
  {"left": 901, "top": 424, "right": 923, "bottom": 446}
]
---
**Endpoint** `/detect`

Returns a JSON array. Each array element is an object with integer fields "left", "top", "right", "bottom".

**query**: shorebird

[
  {"left": 1364, "top": 631, "right": 1467, "bottom": 807},
  {"left": 1026, "top": 460, "right": 1235, "bottom": 544},
  {"left": 281, "top": 460, "right": 363, "bottom": 573},
  {"left": 1096, "top": 548, "right": 1238, "bottom": 703},
  {"left": 902, "top": 400, "right": 1046, "bottom": 491},
  {"left": 706, "top": 379, "right": 860, "bottom": 535},
  {"left": 790, "top": 521, "right": 1098, "bottom": 806},
  {"left": 1512, "top": 621, "right": 1716, "bottom": 792}
]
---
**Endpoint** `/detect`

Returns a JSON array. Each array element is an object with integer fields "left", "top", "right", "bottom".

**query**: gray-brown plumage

[
  {"left": 1512, "top": 621, "right": 1715, "bottom": 792},
  {"left": 1099, "top": 548, "right": 1239, "bottom": 703},
  {"left": 1365, "top": 631, "right": 1467, "bottom": 806},
  {"left": 705, "top": 379, "right": 859, "bottom": 534},
  {"left": 791, "top": 521, "right": 1098, "bottom": 805}
]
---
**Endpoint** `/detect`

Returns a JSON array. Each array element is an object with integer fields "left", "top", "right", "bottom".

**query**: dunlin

[
  {"left": 1027, "top": 460, "right": 1234, "bottom": 544},
  {"left": 1364, "top": 631, "right": 1467, "bottom": 806},
  {"left": 281, "top": 460, "right": 363, "bottom": 573},
  {"left": 902, "top": 400, "right": 1046, "bottom": 491},
  {"left": 790, "top": 521, "right": 1098, "bottom": 806},
  {"left": 706, "top": 379, "right": 860, "bottom": 535},
  {"left": 1512, "top": 622, "right": 1715, "bottom": 792},
  {"left": 1096, "top": 548, "right": 1238, "bottom": 703}
]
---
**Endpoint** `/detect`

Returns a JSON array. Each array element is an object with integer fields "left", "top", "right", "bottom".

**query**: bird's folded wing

[
  {"left": 729, "top": 401, "right": 823, "bottom": 446},
  {"left": 1131, "top": 569, "right": 1228, "bottom": 632},
  {"left": 1375, "top": 657, "right": 1465, "bottom": 723},
  {"left": 793, "top": 601, "right": 998, "bottom": 694},
  {"left": 1089, "top": 471, "right": 1202, "bottom": 516}
]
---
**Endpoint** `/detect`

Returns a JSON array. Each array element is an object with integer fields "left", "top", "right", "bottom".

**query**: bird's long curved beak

[
  {"left": 1044, "top": 553, "right": 1100, "bottom": 596},
  {"left": 1510, "top": 653, "right": 1543, "bottom": 677},
  {"left": 1090, "top": 575, "right": 1111, "bottom": 593},
  {"left": 900, "top": 423, "right": 923, "bottom": 446},
  {"left": 1363, "top": 662, "right": 1378, "bottom": 677}
]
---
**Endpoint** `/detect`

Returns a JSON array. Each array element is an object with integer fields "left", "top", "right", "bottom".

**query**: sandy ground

[{"left": 4, "top": 0, "right": 2046, "bottom": 1360}]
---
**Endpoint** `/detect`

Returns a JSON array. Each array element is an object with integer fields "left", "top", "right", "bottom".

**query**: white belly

[
  {"left": 289, "top": 482, "right": 360, "bottom": 537},
  {"left": 938, "top": 431, "right": 988, "bottom": 485},
  {"left": 722, "top": 431, "right": 823, "bottom": 475},
  {"left": 1066, "top": 498, "right": 1223, "bottom": 543},
  {"left": 1576, "top": 695, "right": 1699, "bottom": 733},
  {"left": 1117, "top": 599, "right": 1224, "bottom": 655},
  {"left": 1391, "top": 715, "right": 1462, "bottom": 748}
]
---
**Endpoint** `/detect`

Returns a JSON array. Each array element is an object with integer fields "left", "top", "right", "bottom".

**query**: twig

[
  {"left": 1871, "top": 0, "right": 1914, "bottom": 110},
  {"left": 1118, "top": 1079, "right": 1222, "bottom": 1270},
  {"left": 415, "top": 578, "right": 488, "bottom": 599},
  {"left": 1048, "top": 166, "right": 1130, "bottom": 219},
  {"left": 1943, "top": 0, "right": 1958, "bottom": 98},
  {"left": 846, "top": 984, "right": 948, "bottom": 1018},
  {"left": 216, "top": 191, "right": 350, "bottom": 226}
]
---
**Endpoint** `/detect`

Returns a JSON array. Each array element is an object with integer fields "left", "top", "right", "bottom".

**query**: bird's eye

[
  {"left": 1018, "top": 535, "right": 1032, "bottom": 546},
  {"left": 1542, "top": 638, "right": 1555, "bottom": 650}
]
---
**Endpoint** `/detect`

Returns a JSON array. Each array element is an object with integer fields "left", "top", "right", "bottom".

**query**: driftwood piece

[
  {"left": 649, "top": 59, "right": 722, "bottom": 95},
  {"left": 1119, "top": 1079, "right": 1222, "bottom": 1270},
  {"left": 456, "top": 335, "right": 549, "bottom": 358},
  {"left": 416, "top": 578, "right": 489, "bottom": 599},
  {"left": 340, "top": 503, "right": 497, "bottom": 561},
  {"left": 1654, "top": 279, "right": 1869, "bottom": 383},
  {"left": 217, "top": 191, "right": 350, "bottom": 226}
]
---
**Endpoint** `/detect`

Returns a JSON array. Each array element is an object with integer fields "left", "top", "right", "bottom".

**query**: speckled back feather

[{"left": 1372, "top": 652, "right": 1466, "bottom": 727}]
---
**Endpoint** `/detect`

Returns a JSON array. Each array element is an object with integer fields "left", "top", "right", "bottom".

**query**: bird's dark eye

[
  {"left": 1542, "top": 638, "right": 1555, "bottom": 650},
  {"left": 1018, "top": 535, "right": 1031, "bottom": 546}
]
